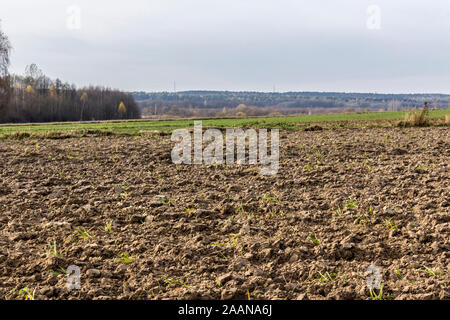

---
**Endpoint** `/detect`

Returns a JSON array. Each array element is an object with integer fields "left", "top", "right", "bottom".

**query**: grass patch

[
  {"left": 397, "top": 102, "right": 435, "bottom": 127},
  {"left": 1, "top": 109, "right": 449, "bottom": 139}
]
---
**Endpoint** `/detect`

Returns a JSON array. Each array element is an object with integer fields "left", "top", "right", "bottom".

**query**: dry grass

[
  {"left": 445, "top": 115, "right": 450, "bottom": 125},
  {"left": 398, "top": 102, "right": 430, "bottom": 127}
]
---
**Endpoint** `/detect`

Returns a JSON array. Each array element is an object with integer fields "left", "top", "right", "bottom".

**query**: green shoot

[
  {"left": 420, "top": 266, "right": 436, "bottom": 277},
  {"left": 238, "top": 200, "right": 245, "bottom": 214},
  {"left": 262, "top": 194, "right": 279, "bottom": 204},
  {"left": 160, "top": 196, "right": 172, "bottom": 207},
  {"left": 104, "top": 221, "right": 113, "bottom": 232},
  {"left": 316, "top": 271, "right": 337, "bottom": 283},
  {"left": 346, "top": 199, "right": 358, "bottom": 209},
  {"left": 386, "top": 218, "right": 399, "bottom": 230},
  {"left": 47, "top": 240, "right": 60, "bottom": 257},
  {"left": 309, "top": 233, "right": 320, "bottom": 246},
  {"left": 75, "top": 227, "right": 93, "bottom": 239},
  {"left": 164, "top": 278, "right": 190, "bottom": 289},
  {"left": 369, "top": 284, "right": 384, "bottom": 300},
  {"left": 117, "top": 252, "right": 134, "bottom": 264},
  {"left": 395, "top": 266, "right": 403, "bottom": 279},
  {"left": 18, "top": 287, "right": 36, "bottom": 300}
]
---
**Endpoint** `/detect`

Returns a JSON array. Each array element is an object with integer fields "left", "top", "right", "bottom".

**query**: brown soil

[{"left": 0, "top": 126, "right": 448, "bottom": 300}]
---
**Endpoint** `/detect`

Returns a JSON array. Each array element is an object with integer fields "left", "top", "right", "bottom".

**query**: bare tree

[
  {"left": 1, "top": 61, "right": 141, "bottom": 123},
  {"left": 0, "top": 21, "right": 12, "bottom": 110},
  {"left": 80, "top": 92, "right": 88, "bottom": 120}
]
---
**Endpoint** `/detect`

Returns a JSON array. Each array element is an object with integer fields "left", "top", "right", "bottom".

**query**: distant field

[{"left": 0, "top": 109, "right": 449, "bottom": 137}]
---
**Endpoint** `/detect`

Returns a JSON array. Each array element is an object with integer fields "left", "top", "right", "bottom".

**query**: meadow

[{"left": 1, "top": 109, "right": 449, "bottom": 138}]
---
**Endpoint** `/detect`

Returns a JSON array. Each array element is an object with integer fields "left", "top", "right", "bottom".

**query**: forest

[
  {"left": 135, "top": 91, "right": 450, "bottom": 118},
  {"left": 0, "top": 25, "right": 140, "bottom": 123}
]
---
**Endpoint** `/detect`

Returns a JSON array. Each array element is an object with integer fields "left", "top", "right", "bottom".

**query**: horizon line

[{"left": 129, "top": 89, "right": 450, "bottom": 96}]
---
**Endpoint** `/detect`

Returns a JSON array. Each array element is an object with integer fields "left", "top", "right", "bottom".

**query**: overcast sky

[{"left": 2, "top": 0, "right": 450, "bottom": 93}]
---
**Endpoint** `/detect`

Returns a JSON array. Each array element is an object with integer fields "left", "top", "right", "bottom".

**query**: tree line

[
  {"left": 0, "top": 24, "right": 140, "bottom": 123},
  {"left": 134, "top": 91, "right": 449, "bottom": 116}
]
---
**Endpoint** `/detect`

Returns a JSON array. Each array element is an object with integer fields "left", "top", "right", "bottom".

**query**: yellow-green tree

[
  {"left": 25, "top": 85, "right": 35, "bottom": 94},
  {"left": 118, "top": 101, "right": 126, "bottom": 115}
]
